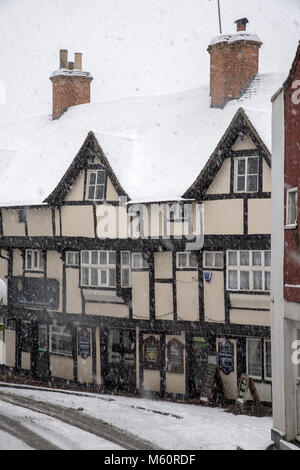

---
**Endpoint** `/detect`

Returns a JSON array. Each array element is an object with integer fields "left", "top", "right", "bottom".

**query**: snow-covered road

[
  {"left": 0, "top": 383, "right": 273, "bottom": 450},
  {"left": 0, "top": 396, "right": 123, "bottom": 450}
]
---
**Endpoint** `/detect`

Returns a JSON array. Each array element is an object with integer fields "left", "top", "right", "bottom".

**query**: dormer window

[
  {"left": 234, "top": 156, "right": 259, "bottom": 193},
  {"left": 86, "top": 169, "right": 106, "bottom": 201}
]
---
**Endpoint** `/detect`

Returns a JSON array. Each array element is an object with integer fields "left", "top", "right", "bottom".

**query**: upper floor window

[
  {"left": 227, "top": 250, "right": 270, "bottom": 291},
  {"left": 25, "top": 249, "right": 44, "bottom": 272},
  {"left": 234, "top": 156, "right": 259, "bottom": 193},
  {"left": 203, "top": 251, "right": 223, "bottom": 269},
  {"left": 81, "top": 250, "right": 116, "bottom": 288},
  {"left": 176, "top": 252, "right": 197, "bottom": 269},
  {"left": 286, "top": 187, "right": 298, "bottom": 227},
  {"left": 66, "top": 251, "right": 79, "bottom": 267},
  {"left": 86, "top": 169, "right": 106, "bottom": 201},
  {"left": 166, "top": 204, "right": 187, "bottom": 222}
]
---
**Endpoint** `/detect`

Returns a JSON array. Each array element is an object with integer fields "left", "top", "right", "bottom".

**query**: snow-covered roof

[
  {"left": 0, "top": 72, "right": 285, "bottom": 206},
  {"left": 209, "top": 32, "right": 262, "bottom": 47}
]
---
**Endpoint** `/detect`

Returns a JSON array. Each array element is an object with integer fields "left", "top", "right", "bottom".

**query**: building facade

[
  {"left": 0, "top": 21, "right": 275, "bottom": 402},
  {"left": 271, "top": 42, "right": 300, "bottom": 448}
]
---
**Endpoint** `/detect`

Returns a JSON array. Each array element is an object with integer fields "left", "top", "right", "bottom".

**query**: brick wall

[{"left": 284, "top": 52, "right": 300, "bottom": 303}]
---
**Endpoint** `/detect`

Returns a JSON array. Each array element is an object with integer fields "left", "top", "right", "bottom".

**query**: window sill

[{"left": 285, "top": 224, "right": 298, "bottom": 230}]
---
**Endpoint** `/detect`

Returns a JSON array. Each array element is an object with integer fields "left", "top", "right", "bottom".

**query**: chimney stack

[
  {"left": 50, "top": 49, "right": 93, "bottom": 119},
  {"left": 207, "top": 19, "right": 262, "bottom": 108},
  {"left": 235, "top": 18, "right": 249, "bottom": 32}
]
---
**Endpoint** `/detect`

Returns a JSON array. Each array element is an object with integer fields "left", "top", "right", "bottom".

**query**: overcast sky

[{"left": 0, "top": 0, "right": 299, "bottom": 121}]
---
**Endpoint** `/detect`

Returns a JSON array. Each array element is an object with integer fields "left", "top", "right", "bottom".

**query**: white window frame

[
  {"left": 203, "top": 251, "right": 224, "bottom": 269},
  {"left": 85, "top": 169, "right": 106, "bottom": 201},
  {"left": 131, "top": 252, "right": 148, "bottom": 269},
  {"left": 121, "top": 251, "right": 131, "bottom": 287},
  {"left": 264, "top": 339, "right": 272, "bottom": 381},
  {"left": 246, "top": 338, "right": 262, "bottom": 380},
  {"left": 226, "top": 250, "right": 271, "bottom": 292},
  {"left": 80, "top": 250, "right": 116, "bottom": 288},
  {"left": 66, "top": 251, "right": 79, "bottom": 267},
  {"left": 234, "top": 155, "right": 259, "bottom": 193},
  {"left": 25, "top": 249, "right": 44, "bottom": 272},
  {"left": 176, "top": 252, "right": 198, "bottom": 269},
  {"left": 286, "top": 187, "right": 298, "bottom": 228},
  {"left": 49, "top": 325, "right": 72, "bottom": 357}
]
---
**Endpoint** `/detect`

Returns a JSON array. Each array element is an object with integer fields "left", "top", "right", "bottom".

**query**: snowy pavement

[{"left": 0, "top": 383, "right": 272, "bottom": 450}]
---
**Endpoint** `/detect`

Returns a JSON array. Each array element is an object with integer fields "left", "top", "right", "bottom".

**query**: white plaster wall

[{"left": 271, "top": 88, "right": 286, "bottom": 435}]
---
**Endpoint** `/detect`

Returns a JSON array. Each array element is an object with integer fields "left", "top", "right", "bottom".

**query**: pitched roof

[{"left": 0, "top": 73, "right": 284, "bottom": 206}]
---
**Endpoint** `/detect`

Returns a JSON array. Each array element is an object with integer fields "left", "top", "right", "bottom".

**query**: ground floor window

[
  {"left": 49, "top": 325, "right": 72, "bottom": 357},
  {"left": 108, "top": 329, "right": 135, "bottom": 366},
  {"left": 246, "top": 338, "right": 271, "bottom": 381}
]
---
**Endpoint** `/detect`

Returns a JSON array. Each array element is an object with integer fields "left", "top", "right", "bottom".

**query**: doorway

[{"left": 102, "top": 328, "right": 136, "bottom": 392}]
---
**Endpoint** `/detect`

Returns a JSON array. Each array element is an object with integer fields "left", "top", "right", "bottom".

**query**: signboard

[
  {"left": 78, "top": 328, "right": 91, "bottom": 360},
  {"left": 167, "top": 338, "right": 184, "bottom": 374},
  {"left": 143, "top": 336, "right": 160, "bottom": 370},
  {"left": 218, "top": 339, "right": 234, "bottom": 375},
  {"left": 200, "top": 362, "right": 227, "bottom": 405},
  {"left": 235, "top": 373, "right": 261, "bottom": 411}
]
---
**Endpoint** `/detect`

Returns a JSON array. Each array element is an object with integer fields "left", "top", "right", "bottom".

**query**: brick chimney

[
  {"left": 207, "top": 19, "right": 262, "bottom": 108},
  {"left": 50, "top": 49, "right": 93, "bottom": 119}
]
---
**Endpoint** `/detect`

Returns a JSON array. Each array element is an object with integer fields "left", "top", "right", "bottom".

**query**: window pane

[
  {"left": 89, "top": 172, "right": 96, "bottom": 185},
  {"left": 82, "top": 251, "right": 89, "bottom": 264},
  {"left": 237, "top": 175, "right": 245, "bottom": 192},
  {"left": 237, "top": 159, "right": 246, "bottom": 175},
  {"left": 66, "top": 252, "right": 73, "bottom": 265},
  {"left": 215, "top": 252, "right": 223, "bottom": 268},
  {"left": 240, "top": 251, "right": 249, "bottom": 266},
  {"left": 109, "top": 252, "right": 116, "bottom": 265},
  {"left": 204, "top": 252, "right": 213, "bottom": 267},
  {"left": 178, "top": 253, "right": 187, "bottom": 268},
  {"left": 228, "top": 270, "right": 238, "bottom": 289},
  {"left": 248, "top": 157, "right": 258, "bottom": 174},
  {"left": 265, "top": 271, "right": 271, "bottom": 291},
  {"left": 253, "top": 271, "right": 262, "bottom": 290},
  {"left": 91, "top": 251, "right": 98, "bottom": 264},
  {"left": 95, "top": 185, "right": 104, "bottom": 200},
  {"left": 88, "top": 185, "right": 95, "bottom": 200},
  {"left": 75, "top": 252, "right": 80, "bottom": 265},
  {"left": 240, "top": 271, "right": 250, "bottom": 290},
  {"left": 100, "top": 270, "right": 107, "bottom": 285},
  {"left": 121, "top": 252, "right": 130, "bottom": 266},
  {"left": 90, "top": 268, "right": 98, "bottom": 286},
  {"left": 248, "top": 339, "right": 262, "bottom": 378},
  {"left": 288, "top": 190, "right": 298, "bottom": 225},
  {"left": 99, "top": 252, "right": 107, "bottom": 265},
  {"left": 27, "top": 251, "right": 32, "bottom": 270},
  {"left": 34, "top": 251, "right": 38, "bottom": 269},
  {"left": 252, "top": 251, "right": 261, "bottom": 266},
  {"left": 109, "top": 268, "right": 116, "bottom": 287},
  {"left": 97, "top": 171, "right": 105, "bottom": 184},
  {"left": 265, "top": 341, "right": 272, "bottom": 378},
  {"left": 264, "top": 251, "right": 271, "bottom": 267},
  {"left": 228, "top": 251, "right": 237, "bottom": 266},
  {"left": 190, "top": 253, "right": 198, "bottom": 268},
  {"left": 81, "top": 267, "right": 89, "bottom": 285},
  {"left": 247, "top": 174, "right": 258, "bottom": 192}
]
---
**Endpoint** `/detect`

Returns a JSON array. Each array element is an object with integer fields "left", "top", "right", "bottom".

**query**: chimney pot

[
  {"left": 235, "top": 18, "right": 249, "bottom": 32},
  {"left": 59, "top": 49, "right": 68, "bottom": 69},
  {"left": 74, "top": 52, "right": 82, "bottom": 70}
]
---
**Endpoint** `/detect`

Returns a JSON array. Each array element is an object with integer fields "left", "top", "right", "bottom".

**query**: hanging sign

[
  {"left": 78, "top": 328, "right": 91, "bottom": 360},
  {"left": 218, "top": 339, "right": 234, "bottom": 375},
  {"left": 143, "top": 336, "right": 160, "bottom": 370}
]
